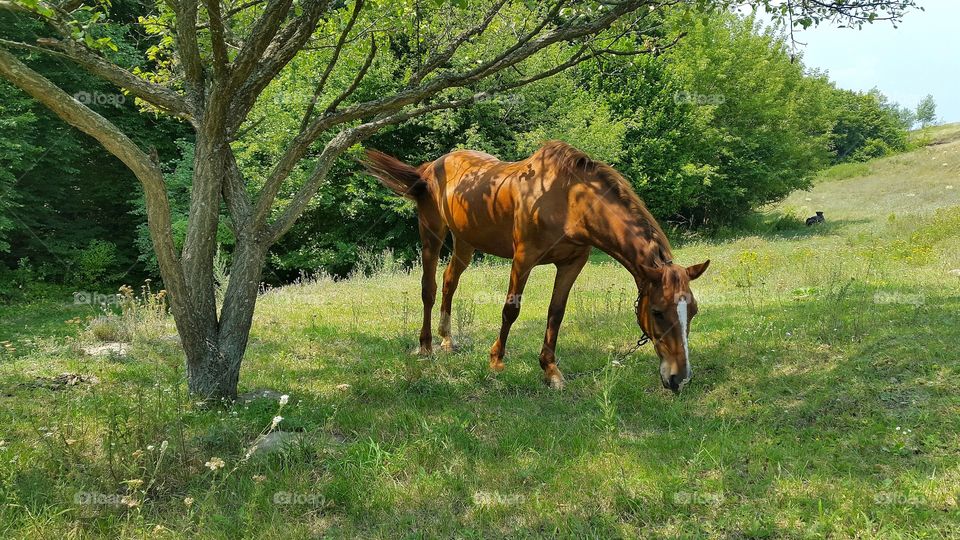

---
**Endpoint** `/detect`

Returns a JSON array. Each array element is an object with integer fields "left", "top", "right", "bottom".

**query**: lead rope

[{"left": 566, "top": 294, "right": 651, "bottom": 380}]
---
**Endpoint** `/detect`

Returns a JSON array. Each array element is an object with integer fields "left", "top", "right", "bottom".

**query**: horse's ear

[
  {"left": 638, "top": 264, "right": 662, "bottom": 283},
  {"left": 686, "top": 259, "right": 711, "bottom": 281}
]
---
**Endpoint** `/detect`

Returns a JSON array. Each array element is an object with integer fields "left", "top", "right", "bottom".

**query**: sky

[{"left": 759, "top": 0, "right": 959, "bottom": 124}]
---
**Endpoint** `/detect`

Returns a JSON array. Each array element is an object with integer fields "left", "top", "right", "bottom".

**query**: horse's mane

[{"left": 535, "top": 140, "right": 673, "bottom": 260}]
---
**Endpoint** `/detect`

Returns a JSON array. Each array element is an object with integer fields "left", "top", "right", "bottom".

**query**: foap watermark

[
  {"left": 672, "top": 491, "right": 724, "bottom": 505},
  {"left": 475, "top": 93, "right": 525, "bottom": 106},
  {"left": 873, "top": 291, "right": 924, "bottom": 306},
  {"left": 74, "top": 491, "right": 137, "bottom": 507},
  {"left": 74, "top": 91, "right": 126, "bottom": 107},
  {"left": 272, "top": 491, "right": 326, "bottom": 506},
  {"left": 472, "top": 490, "right": 525, "bottom": 507},
  {"left": 873, "top": 491, "right": 927, "bottom": 506},
  {"left": 673, "top": 91, "right": 725, "bottom": 106},
  {"left": 471, "top": 291, "right": 522, "bottom": 306},
  {"left": 73, "top": 291, "right": 121, "bottom": 306}
]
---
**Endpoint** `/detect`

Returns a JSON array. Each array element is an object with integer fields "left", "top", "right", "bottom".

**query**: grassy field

[{"left": 2, "top": 128, "right": 959, "bottom": 538}]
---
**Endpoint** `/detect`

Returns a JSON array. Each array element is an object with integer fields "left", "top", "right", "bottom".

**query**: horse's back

[{"left": 424, "top": 144, "right": 593, "bottom": 260}]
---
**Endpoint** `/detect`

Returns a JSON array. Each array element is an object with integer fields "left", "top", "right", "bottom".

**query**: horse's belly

[
  {"left": 442, "top": 200, "right": 513, "bottom": 258},
  {"left": 449, "top": 221, "right": 515, "bottom": 259}
]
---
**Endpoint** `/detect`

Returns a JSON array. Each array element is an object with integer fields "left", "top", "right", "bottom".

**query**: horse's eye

[{"left": 652, "top": 310, "right": 665, "bottom": 320}]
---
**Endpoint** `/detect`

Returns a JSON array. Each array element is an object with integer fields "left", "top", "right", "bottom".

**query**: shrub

[{"left": 73, "top": 239, "right": 119, "bottom": 286}]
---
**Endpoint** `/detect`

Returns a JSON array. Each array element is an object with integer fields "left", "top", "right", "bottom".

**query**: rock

[
  {"left": 247, "top": 431, "right": 309, "bottom": 457},
  {"left": 238, "top": 389, "right": 285, "bottom": 403},
  {"left": 81, "top": 342, "right": 128, "bottom": 357}
]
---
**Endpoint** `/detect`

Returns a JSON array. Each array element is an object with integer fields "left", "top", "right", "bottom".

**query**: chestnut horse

[{"left": 363, "top": 141, "right": 709, "bottom": 392}]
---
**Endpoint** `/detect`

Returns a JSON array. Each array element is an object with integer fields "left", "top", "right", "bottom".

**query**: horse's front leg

[
  {"left": 489, "top": 255, "right": 533, "bottom": 372},
  {"left": 539, "top": 253, "right": 589, "bottom": 389}
]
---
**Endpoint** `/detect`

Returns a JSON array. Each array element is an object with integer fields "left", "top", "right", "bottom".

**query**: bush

[
  {"left": 73, "top": 239, "right": 119, "bottom": 286},
  {"left": 89, "top": 315, "right": 125, "bottom": 342}
]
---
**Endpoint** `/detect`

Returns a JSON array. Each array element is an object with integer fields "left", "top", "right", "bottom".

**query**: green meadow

[{"left": 1, "top": 126, "right": 959, "bottom": 538}]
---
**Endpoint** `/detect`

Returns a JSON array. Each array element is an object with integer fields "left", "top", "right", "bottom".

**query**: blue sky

[{"left": 760, "top": 0, "right": 959, "bottom": 124}]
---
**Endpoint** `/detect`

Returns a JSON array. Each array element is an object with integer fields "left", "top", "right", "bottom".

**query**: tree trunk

[
  {"left": 172, "top": 238, "right": 265, "bottom": 400},
  {"left": 170, "top": 132, "right": 266, "bottom": 400}
]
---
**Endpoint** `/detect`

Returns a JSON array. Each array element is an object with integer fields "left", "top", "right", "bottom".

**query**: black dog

[{"left": 805, "top": 211, "right": 825, "bottom": 226}]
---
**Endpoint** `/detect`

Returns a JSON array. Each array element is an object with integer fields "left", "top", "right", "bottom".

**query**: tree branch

[
  {"left": 172, "top": 0, "right": 204, "bottom": 101},
  {"left": 298, "top": 0, "right": 365, "bottom": 133},
  {"left": 227, "top": 0, "right": 330, "bottom": 134},
  {"left": 408, "top": 0, "right": 509, "bottom": 86},
  {"left": 0, "top": 46, "right": 190, "bottom": 319},
  {"left": 323, "top": 32, "right": 376, "bottom": 115},
  {"left": 31, "top": 37, "right": 194, "bottom": 120},
  {"left": 229, "top": 0, "right": 293, "bottom": 88},
  {"left": 204, "top": 0, "right": 230, "bottom": 80},
  {"left": 0, "top": 2, "right": 194, "bottom": 119}
]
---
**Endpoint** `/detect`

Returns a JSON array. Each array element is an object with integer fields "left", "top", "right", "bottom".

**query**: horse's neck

[{"left": 588, "top": 198, "right": 669, "bottom": 280}]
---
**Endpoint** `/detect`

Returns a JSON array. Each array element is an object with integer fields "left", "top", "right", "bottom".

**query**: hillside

[{"left": 1, "top": 133, "right": 959, "bottom": 538}]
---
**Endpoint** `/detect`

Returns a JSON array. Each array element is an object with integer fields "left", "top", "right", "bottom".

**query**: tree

[
  {"left": 0, "top": 0, "right": 919, "bottom": 399},
  {"left": 916, "top": 94, "right": 937, "bottom": 128},
  {"left": 829, "top": 88, "right": 908, "bottom": 162}
]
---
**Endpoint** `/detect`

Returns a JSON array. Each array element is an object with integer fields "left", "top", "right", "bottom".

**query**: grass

[
  {"left": 908, "top": 122, "right": 960, "bottom": 148},
  {"left": 2, "top": 131, "right": 960, "bottom": 538}
]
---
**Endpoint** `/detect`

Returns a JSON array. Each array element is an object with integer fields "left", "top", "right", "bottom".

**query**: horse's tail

[{"left": 362, "top": 150, "right": 429, "bottom": 200}]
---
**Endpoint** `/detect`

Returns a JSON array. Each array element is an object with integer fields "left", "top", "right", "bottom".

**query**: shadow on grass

[
  {"left": 257, "top": 281, "right": 959, "bottom": 535},
  {"left": 5, "top": 278, "right": 957, "bottom": 537}
]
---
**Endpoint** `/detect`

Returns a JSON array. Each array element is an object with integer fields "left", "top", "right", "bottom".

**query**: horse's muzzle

[{"left": 663, "top": 371, "right": 691, "bottom": 394}]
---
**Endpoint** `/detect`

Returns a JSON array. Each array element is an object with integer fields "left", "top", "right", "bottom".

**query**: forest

[{"left": 0, "top": 0, "right": 925, "bottom": 291}]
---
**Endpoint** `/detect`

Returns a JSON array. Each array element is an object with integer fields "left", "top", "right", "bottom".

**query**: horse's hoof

[
  {"left": 440, "top": 339, "right": 457, "bottom": 353},
  {"left": 413, "top": 346, "right": 432, "bottom": 356},
  {"left": 489, "top": 359, "right": 506, "bottom": 372},
  {"left": 544, "top": 367, "right": 565, "bottom": 389}
]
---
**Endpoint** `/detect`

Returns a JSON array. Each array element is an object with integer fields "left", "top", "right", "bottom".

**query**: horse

[{"left": 363, "top": 141, "right": 710, "bottom": 392}]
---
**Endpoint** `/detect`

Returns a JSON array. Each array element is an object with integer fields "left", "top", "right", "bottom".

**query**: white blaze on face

[{"left": 676, "top": 297, "right": 690, "bottom": 381}]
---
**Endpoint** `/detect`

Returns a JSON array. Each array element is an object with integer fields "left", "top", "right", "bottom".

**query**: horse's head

[{"left": 635, "top": 260, "right": 710, "bottom": 393}]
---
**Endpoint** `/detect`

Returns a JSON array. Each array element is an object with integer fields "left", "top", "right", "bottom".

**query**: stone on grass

[
  {"left": 248, "top": 431, "right": 309, "bottom": 457},
  {"left": 238, "top": 389, "right": 287, "bottom": 403}
]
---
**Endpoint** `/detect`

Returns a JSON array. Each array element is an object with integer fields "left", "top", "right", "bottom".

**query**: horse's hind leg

[
  {"left": 438, "top": 237, "right": 475, "bottom": 352},
  {"left": 416, "top": 217, "right": 447, "bottom": 355},
  {"left": 539, "top": 252, "right": 589, "bottom": 389}
]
